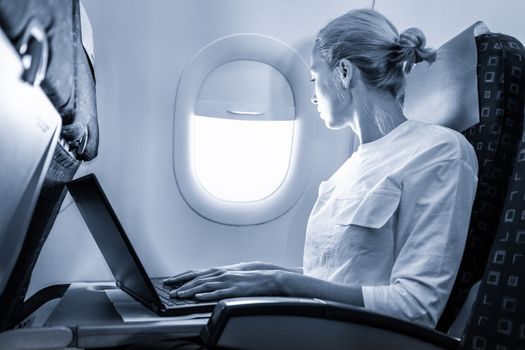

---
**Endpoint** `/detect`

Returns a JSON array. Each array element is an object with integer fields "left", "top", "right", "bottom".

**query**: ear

[{"left": 337, "top": 58, "right": 353, "bottom": 89}]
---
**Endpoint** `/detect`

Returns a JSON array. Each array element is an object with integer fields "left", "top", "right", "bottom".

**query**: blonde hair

[{"left": 314, "top": 9, "right": 436, "bottom": 103}]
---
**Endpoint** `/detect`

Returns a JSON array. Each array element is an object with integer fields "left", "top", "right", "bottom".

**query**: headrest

[{"left": 404, "top": 21, "right": 490, "bottom": 132}]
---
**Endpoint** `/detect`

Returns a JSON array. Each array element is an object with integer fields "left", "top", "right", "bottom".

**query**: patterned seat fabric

[
  {"left": 461, "top": 37, "right": 525, "bottom": 347},
  {"left": 436, "top": 34, "right": 525, "bottom": 333}
]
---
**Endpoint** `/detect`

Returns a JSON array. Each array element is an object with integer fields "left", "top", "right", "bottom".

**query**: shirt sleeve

[{"left": 362, "top": 158, "right": 478, "bottom": 328}]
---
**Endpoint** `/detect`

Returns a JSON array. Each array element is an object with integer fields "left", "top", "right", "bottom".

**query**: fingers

[
  {"left": 170, "top": 274, "right": 223, "bottom": 296},
  {"left": 168, "top": 270, "right": 276, "bottom": 301},
  {"left": 162, "top": 271, "right": 197, "bottom": 286},
  {"left": 169, "top": 281, "right": 227, "bottom": 298},
  {"left": 163, "top": 268, "right": 220, "bottom": 286},
  {"left": 169, "top": 271, "right": 233, "bottom": 298},
  {"left": 195, "top": 288, "right": 237, "bottom": 301}
]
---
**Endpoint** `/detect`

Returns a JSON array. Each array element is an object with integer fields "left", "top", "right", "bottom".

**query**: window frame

[{"left": 173, "top": 33, "right": 317, "bottom": 226}]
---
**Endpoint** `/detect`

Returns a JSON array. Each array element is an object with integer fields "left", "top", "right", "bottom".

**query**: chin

[
  {"left": 320, "top": 112, "right": 344, "bottom": 130},
  {"left": 319, "top": 113, "right": 334, "bottom": 129},
  {"left": 324, "top": 119, "right": 343, "bottom": 130}
]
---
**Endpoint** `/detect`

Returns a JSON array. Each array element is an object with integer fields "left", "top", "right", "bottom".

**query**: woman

[{"left": 164, "top": 9, "right": 478, "bottom": 328}]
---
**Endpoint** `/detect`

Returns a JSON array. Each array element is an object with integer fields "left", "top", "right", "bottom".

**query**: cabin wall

[
  {"left": 28, "top": 0, "right": 525, "bottom": 296},
  {"left": 377, "top": 0, "right": 525, "bottom": 48}
]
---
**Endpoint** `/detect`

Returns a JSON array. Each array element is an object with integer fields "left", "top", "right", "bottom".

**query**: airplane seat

[
  {"left": 460, "top": 158, "right": 525, "bottom": 348},
  {"left": 436, "top": 33, "right": 525, "bottom": 334},
  {"left": 458, "top": 36, "right": 525, "bottom": 350},
  {"left": 200, "top": 32, "right": 525, "bottom": 350}
]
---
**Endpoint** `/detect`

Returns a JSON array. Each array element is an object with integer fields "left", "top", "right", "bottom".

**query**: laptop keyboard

[{"left": 150, "top": 277, "right": 198, "bottom": 307}]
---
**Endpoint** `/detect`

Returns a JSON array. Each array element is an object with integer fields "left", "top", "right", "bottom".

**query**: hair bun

[
  {"left": 397, "top": 27, "right": 436, "bottom": 74},
  {"left": 399, "top": 27, "right": 426, "bottom": 49}
]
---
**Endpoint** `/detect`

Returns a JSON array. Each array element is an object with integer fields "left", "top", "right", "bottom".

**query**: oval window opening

[
  {"left": 193, "top": 116, "right": 294, "bottom": 202},
  {"left": 191, "top": 59, "right": 295, "bottom": 203}
]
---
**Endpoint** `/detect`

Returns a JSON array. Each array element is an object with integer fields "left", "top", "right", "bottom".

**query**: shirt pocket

[{"left": 330, "top": 191, "right": 401, "bottom": 229}]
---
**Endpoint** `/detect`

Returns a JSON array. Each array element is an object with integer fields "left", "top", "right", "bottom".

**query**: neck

[{"left": 351, "top": 88, "right": 407, "bottom": 145}]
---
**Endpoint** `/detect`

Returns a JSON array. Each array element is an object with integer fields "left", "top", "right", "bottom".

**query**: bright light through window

[{"left": 193, "top": 115, "right": 294, "bottom": 202}]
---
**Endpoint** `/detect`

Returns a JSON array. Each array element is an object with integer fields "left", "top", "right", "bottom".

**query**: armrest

[{"left": 201, "top": 297, "right": 460, "bottom": 350}]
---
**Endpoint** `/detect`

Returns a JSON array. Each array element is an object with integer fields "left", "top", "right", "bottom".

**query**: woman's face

[{"left": 310, "top": 53, "right": 353, "bottom": 129}]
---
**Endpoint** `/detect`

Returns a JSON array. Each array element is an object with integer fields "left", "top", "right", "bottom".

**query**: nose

[{"left": 311, "top": 92, "right": 318, "bottom": 104}]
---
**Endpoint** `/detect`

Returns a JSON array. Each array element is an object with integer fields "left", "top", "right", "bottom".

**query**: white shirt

[{"left": 303, "top": 120, "right": 478, "bottom": 328}]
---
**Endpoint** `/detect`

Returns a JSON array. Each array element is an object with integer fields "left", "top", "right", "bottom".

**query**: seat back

[
  {"left": 461, "top": 94, "right": 525, "bottom": 349},
  {"left": 437, "top": 33, "right": 525, "bottom": 332}
]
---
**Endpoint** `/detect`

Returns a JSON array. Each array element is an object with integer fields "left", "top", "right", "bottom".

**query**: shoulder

[
  {"left": 407, "top": 120, "right": 468, "bottom": 148},
  {"left": 405, "top": 120, "right": 475, "bottom": 157},
  {"left": 401, "top": 120, "right": 478, "bottom": 175}
]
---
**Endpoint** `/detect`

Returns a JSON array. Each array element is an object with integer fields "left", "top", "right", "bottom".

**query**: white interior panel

[{"left": 376, "top": 0, "right": 525, "bottom": 48}]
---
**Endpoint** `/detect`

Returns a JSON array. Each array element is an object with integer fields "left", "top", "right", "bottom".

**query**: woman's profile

[{"left": 164, "top": 8, "right": 478, "bottom": 328}]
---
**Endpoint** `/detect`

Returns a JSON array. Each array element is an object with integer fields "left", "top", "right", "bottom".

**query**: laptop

[{"left": 67, "top": 174, "right": 216, "bottom": 316}]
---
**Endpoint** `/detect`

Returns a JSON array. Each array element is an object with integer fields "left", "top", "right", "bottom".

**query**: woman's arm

[
  {"left": 248, "top": 261, "right": 303, "bottom": 274},
  {"left": 279, "top": 271, "right": 364, "bottom": 306},
  {"left": 169, "top": 269, "right": 364, "bottom": 307},
  {"left": 361, "top": 158, "right": 478, "bottom": 327}
]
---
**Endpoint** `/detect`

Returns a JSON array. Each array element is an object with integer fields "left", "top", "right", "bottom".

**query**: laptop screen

[{"left": 67, "top": 174, "right": 159, "bottom": 308}]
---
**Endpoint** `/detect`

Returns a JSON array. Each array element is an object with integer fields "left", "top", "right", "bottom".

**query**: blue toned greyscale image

[{"left": 0, "top": 1, "right": 523, "bottom": 349}]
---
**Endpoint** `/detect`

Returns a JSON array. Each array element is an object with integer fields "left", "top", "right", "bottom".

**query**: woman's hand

[
  {"left": 162, "top": 261, "right": 300, "bottom": 287},
  {"left": 167, "top": 270, "right": 284, "bottom": 301},
  {"left": 162, "top": 263, "right": 241, "bottom": 287}
]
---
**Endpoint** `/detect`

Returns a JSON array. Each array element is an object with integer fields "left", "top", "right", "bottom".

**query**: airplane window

[
  {"left": 173, "top": 34, "right": 316, "bottom": 225},
  {"left": 193, "top": 116, "right": 294, "bottom": 202},
  {"left": 193, "top": 60, "right": 294, "bottom": 202}
]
